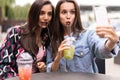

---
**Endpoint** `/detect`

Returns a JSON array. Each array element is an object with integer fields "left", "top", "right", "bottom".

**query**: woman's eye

[
  {"left": 70, "top": 10, "right": 75, "bottom": 14},
  {"left": 61, "top": 10, "right": 67, "bottom": 14},
  {"left": 40, "top": 11, "right": 45, "bottom": 15},
  {"left": 48, "top": 12, "right": 52, "bottom": 16}
]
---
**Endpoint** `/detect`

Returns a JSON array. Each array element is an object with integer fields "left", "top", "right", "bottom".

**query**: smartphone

[{"left": 94, "top": 6, "right": 109, "bottom": 26}]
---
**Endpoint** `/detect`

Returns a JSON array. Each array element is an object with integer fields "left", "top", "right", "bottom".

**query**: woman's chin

[{"left": 41, "top": 26, "right": 47, "bottom": 29}]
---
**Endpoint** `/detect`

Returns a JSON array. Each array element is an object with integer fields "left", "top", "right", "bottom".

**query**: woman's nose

[
  {"left": 44, "top": 14, "right": 48, "bottom": 20},
  {"left": 66, "top": 13, "right": 70, "bottom": 19}
]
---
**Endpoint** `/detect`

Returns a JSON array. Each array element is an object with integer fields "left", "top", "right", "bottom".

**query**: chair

[{"left": 95, "top": 58, "right": 105, "bottom": 74}]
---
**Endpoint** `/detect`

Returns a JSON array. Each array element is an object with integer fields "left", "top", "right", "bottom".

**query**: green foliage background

[{"left": 0, "top": 0, "right": 31, "bottom": 20}]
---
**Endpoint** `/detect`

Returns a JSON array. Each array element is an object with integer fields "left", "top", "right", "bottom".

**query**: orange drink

[
  {"left": 18, "top": 66, "right": 32, "bottom": 80},
  {"left": 17, "top": 52, "right": 33, "bottom": 80}
]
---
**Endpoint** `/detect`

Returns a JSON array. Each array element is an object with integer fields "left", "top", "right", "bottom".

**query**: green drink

[
  {"left": 64, "top": 22, "right": 75, "bottom": 60},
  {"left": 63, "top": 46, "right": 75, "bottom": 60}
]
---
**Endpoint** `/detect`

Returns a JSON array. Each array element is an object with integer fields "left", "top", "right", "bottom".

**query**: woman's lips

[
  {"left": 41, "top": 22, "right": 48, "bottom": 26},
  {"left": 66, "top": 21, "right": 70, "bottom": 25}
]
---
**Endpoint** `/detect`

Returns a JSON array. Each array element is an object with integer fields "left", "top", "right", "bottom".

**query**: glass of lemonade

[
  {"left": 63, "top": 22, "right": 75, "bottom": 60},
  {"left": 63, "top": 37, "right": 75, "bottom": 60},
  {"left": 63, "top": 45, "right": 75, "bottom": 60},
  {"left": 17, "top": 52, "right": 33, "bottom": 80}
]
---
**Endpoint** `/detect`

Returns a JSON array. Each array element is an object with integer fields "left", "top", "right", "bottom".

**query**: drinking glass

[
  {"left": 17, "top": 52, "right": 33, "bottom": 80},
  {"left": 63, "top": 37, "right": 75, "bottom": 60},
  {"left": 63, "top": 23, "right": 75, "bottom": 60}
]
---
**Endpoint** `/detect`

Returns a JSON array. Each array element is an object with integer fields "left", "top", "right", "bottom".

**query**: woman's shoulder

[
  {"left": 7, "top": 25, "right": 22, "bottom": 34},
  {"left": 7, "top": 22, "right": 27, "bottom": 34},
  {"left": 83, "top": 28, "right": 96, "bottom": 36},
  {"left": 75, "top": 29, "right": 96, "bottom": 41},
  {"left": 78, "top": 29, "right": 95, "bottom": 36}
]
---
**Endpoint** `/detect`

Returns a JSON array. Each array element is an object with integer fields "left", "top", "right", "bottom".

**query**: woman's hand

[
  {"left": 36, "top": 62, "right": 46, "bottom": 72},
  {"left": 96, "top": 26, "right": 118, "bottom": 43},
  {"left": 51, "top": 39, "right": 71, "bottom": 71},
  {"left": 55, "top": 39, "right": 71, "bottom": 61},
  {"left": 96, "top": 26, "right": 119, "bottom": 51}
]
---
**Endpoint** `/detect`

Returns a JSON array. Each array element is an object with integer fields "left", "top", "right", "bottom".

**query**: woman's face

[
  {"left": 38, "top": 4, "right": 52, "bottom": 28},
  {"left": 59, "top": 2, "right": 75, "bottom": 27}
]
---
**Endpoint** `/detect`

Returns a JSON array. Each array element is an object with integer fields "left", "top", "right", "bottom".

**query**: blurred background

[{"left": 0, "top": 0, "right": 120, "bottom": 78}]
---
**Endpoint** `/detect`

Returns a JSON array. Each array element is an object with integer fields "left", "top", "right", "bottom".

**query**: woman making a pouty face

[{"left": 47, "top": 0, "right": 119, "bottom": 73}]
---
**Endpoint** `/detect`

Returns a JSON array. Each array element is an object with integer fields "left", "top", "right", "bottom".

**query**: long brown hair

[
  {"left": 51, "top": 0, "right": 84, "bottom": 58},
  {"left": 20, "top": 0, "right": 54, "bottom": 57}
]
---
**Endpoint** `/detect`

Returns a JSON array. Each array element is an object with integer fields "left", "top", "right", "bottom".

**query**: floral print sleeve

[{"left": 0, "top": 26, "right": 24, "bottom": 79}]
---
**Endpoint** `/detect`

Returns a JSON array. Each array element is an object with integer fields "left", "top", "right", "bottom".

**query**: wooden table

[{"left": 5, "top": 72, "right": 120, "bottom": 80}]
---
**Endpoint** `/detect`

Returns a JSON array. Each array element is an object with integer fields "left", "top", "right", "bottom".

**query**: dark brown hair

[
  {"left": 20, "top": 0, "right": 54, "bottom": 57},
  {"left": 51, "top": 0, "right": 84, "bottom": 58}
]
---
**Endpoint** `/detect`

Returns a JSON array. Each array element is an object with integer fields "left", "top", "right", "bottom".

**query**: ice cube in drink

[{"left": 63, "top": 46, "right": 75, "bottom": 60}]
